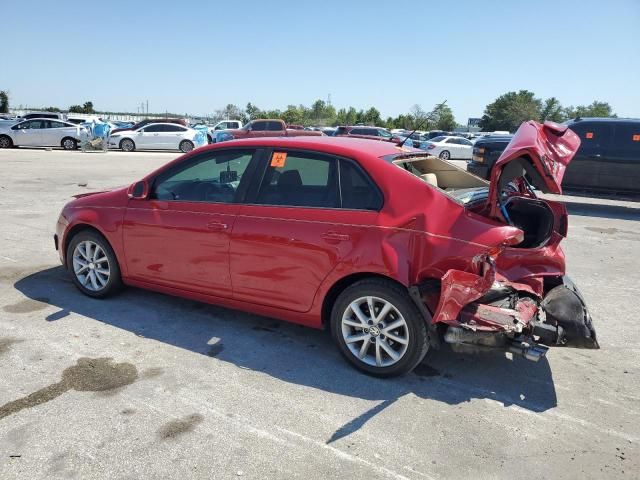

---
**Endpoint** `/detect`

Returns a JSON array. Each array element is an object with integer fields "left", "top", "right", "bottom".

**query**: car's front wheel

[
  {"left": 179, "top": 140, "right": 194, "bottom": 153},
  {"left": 331, "top": 279, "right": 429, "bottom": 377},
  {"left": 439, "top": 150, "right": 450, "bottom": 160},
  {"left": 66, "top": 230, "right": 123, "bottom": 298}
]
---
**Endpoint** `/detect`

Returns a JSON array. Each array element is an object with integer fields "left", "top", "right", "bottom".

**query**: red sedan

[{"left": 54, "top": 121, "right": 598, "bottom": 377}]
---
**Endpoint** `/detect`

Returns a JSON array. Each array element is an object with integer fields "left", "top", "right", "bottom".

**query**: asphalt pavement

[{"left": 0, "top": 148, "right": 638, "bottom": 479}]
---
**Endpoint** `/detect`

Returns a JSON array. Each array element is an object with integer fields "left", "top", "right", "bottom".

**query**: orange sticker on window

[
  {"left": 271, "top": 152, "right": 287, "bottom": 167},
  {"left": 586, "top": 132, "right": 594, "bottom": 139},
  {"left": 633, "top": 134, "right": 640, "bottom": 142}
]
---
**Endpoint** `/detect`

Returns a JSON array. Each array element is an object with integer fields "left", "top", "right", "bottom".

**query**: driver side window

[{"left": 152, "top": 149, "right": 256, "bottom": 203}]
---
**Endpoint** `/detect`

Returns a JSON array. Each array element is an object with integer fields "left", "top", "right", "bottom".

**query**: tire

[
  {"left": 120, "top": 138, "right": 135, "bottom": 152},
  {"left": 179, "top": 140, "right": 194, "bottom": 153},
  {"left": 61, "top": 137, "right": 77, "bottom": 150},
  {"left": 439, "top": 150, "right": 450, "bottom": 160},
  {"left": 330, "top": 279, "right": 429, "bottom": 377},
  {"left": 0, "top": 135, "right": 13, "bottom": 149},
  {"left": 66, "top": 230, "right": 123, "bottom": 298}
]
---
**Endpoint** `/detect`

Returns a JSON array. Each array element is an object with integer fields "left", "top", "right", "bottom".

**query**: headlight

[{"left": 110, "top": 134, "right": 120, "bottom": 138}]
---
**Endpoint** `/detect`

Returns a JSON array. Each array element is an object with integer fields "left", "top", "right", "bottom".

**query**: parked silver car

[{"left": 0, "top": 118, "right": 87, "bottom": 150}]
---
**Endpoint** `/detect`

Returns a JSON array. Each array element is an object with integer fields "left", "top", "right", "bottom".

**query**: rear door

[
  {"left": 161, "top": 124, "right": 188, "bottom": 149},
  {"left": 249, "top": 120, "right": 269, "bottom": 137},
  {"left": 44, "top": 120, "right": 71, "bottom": 146},
  {"left": 230, "top": 149, "right": 380, "bottom": 313},
  {"left": 565, "top": 121, "right": 613, "bottom": 190}
]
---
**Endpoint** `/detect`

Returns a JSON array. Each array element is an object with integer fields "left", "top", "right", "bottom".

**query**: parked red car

[
  {"left": 54, "top": 121, "right": 598, "bottom": 377},
  {"left": 221, "top": 119, "right": 323, "bottom": 140}
]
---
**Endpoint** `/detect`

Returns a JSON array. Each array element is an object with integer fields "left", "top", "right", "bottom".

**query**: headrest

[{"left": 278, "top": 170, "right": 302, "bottom": 188}]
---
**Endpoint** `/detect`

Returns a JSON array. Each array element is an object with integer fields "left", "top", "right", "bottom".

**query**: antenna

[{"left": 398, "top": 100, "right": 447, "bottom": 148}]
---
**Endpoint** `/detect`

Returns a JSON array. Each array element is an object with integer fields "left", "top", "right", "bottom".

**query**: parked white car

[
  {"left": 108, "top": 123, "right": 202, "bottom": 153},
  {"left": 0, "top": 118, "right": 87, "bottom": 150},
  {"left": 419, "top": 135, "right": 474, "bottom": 160}
]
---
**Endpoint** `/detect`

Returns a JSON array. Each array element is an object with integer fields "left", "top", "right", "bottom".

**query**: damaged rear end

[{"left": 415, "top": 121, "right": 599, "bottom": 361}]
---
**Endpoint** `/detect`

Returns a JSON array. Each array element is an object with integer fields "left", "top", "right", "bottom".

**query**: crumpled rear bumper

[{"left": 417, "top": 255, "right": 599, "bottom": 356}]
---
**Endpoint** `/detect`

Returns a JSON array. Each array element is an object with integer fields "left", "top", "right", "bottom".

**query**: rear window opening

[{"left": 385, "top": 153, "right": 489, "bottom": 206}]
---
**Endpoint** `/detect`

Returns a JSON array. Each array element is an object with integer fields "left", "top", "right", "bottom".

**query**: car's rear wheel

[
  {"left": 0, "top": 135, "right": 13, "bottom": 149},
  {"left": 120, "top": 139, "right": 135, "bottom": 152},
  {"left": 66, "top": 230, "right": 122, "bottom": 298},
  {"left": 61, "top": 137, "right": 77, "bottom": 150},
  {"left": 179, "top": 140, "right": 194, "bottom": 153},
  {"left": 331, "top": 279, "right": 429, "bottom": 377},
  {"left": 439, "top": 150, "right": 450, "bottom": 160}
]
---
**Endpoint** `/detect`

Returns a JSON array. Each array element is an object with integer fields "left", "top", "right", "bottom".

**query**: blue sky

[{"left": 3, "top": 0, "right": 638, "bottom": 122}]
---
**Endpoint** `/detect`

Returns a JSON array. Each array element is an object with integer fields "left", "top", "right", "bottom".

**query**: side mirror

[{"left": 127, "top": 180, "right": 149, "bottom": 199}]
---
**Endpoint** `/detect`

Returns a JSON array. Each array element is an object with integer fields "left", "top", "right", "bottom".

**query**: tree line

[{"left": 0, "top": 89, "right": 617, "bottom": 132}]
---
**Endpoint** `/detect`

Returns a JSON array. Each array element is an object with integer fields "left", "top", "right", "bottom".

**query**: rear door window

[
  {"left": 267, "top": 121, "right": 284, "bottom": 131},
  {"left": 254, "top": 151, "right": 338, "bottom": 208},
  {"left": 251, "top": 121, "right": 268, "bottom": 131}
]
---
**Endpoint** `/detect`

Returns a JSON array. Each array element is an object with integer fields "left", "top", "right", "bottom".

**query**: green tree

[
  {"left": 432, "top": 102, "right": 456, "bottom": 131},
  {"left": 480, "top": 90, "right": 542, "bottom": 132},
  {"left": 363, "top": 107, "right": 382, "bottom": 125},
  {"left": 214, "top": 104, "right": 244, "bottom": 122},
  {"left": 282, "top": 105, "right": 303, "bottom": 125},
  {"left": 68, "top": 104, "right": 83, "bottom": 113},
  {"left": 0, "top": 91, "right": 8, "bottom": 113},
  {"left": 540, "top": 97, "right": 564, "bottom": 122},
  {"left": 83, "top": 101, "right": 94, "bottom": 114},
  {"left": 245, "top": 102, "right": 263, "bottom": 120},
  {"left": 564, "top": 101, "right": 616, "bottom": 119},
  {"left": 43, "top": 106, "right": 62, "bottom": 112}
]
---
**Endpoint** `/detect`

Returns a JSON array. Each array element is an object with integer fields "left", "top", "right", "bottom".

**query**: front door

[
  {"left": 12, "top": 120, "right": 45, "bottom": 146},
  {"left": 135, "top": 125, "right": 163, "bottom": 149},
  {"left": 123, "top": 148, "right": 259, "bottom": 297}
]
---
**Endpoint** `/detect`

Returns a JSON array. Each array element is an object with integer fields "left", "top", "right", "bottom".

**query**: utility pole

[{"left": 146, "top": 100, "right": 149, "bottom": 115}]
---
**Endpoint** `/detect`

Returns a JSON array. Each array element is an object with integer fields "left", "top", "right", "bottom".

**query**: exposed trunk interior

[{"left": 503, "top": 197, "right": 554, "bottom": 248}]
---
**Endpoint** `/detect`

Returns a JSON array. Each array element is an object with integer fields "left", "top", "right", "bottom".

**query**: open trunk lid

[{"left": 488, "top": 121, "right": 581, "bottom": 217}]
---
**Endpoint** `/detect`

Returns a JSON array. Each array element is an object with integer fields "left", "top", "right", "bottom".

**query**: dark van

[
  {"left": 563, "top": 118, "right": 640, "bottom": 193},
  {"left": 467, "top": 118, "right": 640, "bottom": 194}
]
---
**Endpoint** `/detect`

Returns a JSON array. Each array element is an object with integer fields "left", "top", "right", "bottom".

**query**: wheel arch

[
  {"left": 63, "top": 223, "right": 115, "bottom": 267},
  {"left": 320, "top": 272, "right": 408, "bottom": 329}
]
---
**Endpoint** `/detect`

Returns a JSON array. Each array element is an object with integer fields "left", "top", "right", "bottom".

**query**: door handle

[
  {"left": 206, "top": 221, "right": 228, "bottom": 231},
  {"left": 321, "top": 232, "right": 350, "bottom": 242}
]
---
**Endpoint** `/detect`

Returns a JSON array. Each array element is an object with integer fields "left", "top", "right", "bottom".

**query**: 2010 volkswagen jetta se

[{"left": 54, "top": 121, "right": 598, "bottom": 377}]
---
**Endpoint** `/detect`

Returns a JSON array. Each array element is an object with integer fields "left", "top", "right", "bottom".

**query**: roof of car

[
  {"left": 200, "top": 136, "right": 407, "bottom": 157},
  {"left": 568, "top": 117, "right": 640, "bottom": 124}
]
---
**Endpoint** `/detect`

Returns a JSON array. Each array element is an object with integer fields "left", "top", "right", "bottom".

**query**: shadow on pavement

[
  {"left": 562, "top": 198, "right": 640, "bottom": 221},
  {"left": 13, "top": 267, "right": 559, "bottom": 442}
]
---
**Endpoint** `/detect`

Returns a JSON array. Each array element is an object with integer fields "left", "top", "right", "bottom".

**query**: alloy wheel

[
  {"left": 121, "top": 140, "right": 134, "bottom": 152},
  {"left": 0, "top": 136, "right": 11, "bottom": 148},
  {"left": 72, "top": 240, "right": 110, "bottom": 292},
  {"left": 341, "top": 296, "right": 409, "bottom": 367},
  {"left": 440, "top": 150, "right": 450, "bottom": 160},
  {"left": 63, "top": 138, "right": 75, "bottom": 150}
]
